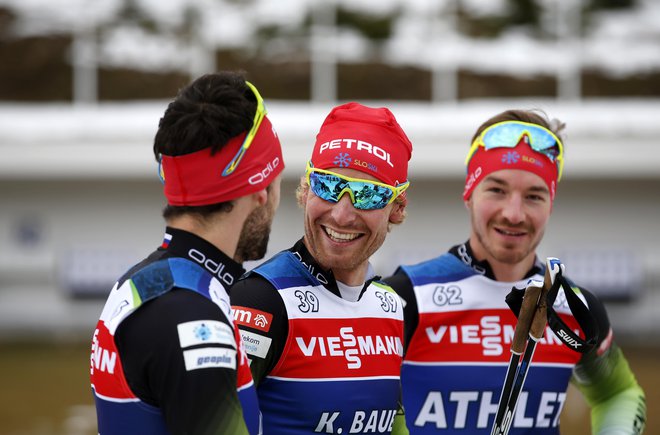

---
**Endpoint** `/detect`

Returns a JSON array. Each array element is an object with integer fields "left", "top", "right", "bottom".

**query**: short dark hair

[
  {"left": 153, "top": 71, "right": 258, "bottom": 220},
  {"left": 470, "top": 109, "right": 565, "bottom": 147}
]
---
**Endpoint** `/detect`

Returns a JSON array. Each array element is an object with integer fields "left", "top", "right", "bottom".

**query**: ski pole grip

[
  {"left": 511, "top": 285, "right": 541, "bottom": 354},
  {"left": 529, "top": 266, "right": 553, "bottom": 340},
  {"left": 529, "top": 292, "right": 548, "bottom": 340}
]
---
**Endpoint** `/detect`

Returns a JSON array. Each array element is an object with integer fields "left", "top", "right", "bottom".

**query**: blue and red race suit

[
  {"left": 231, "top": 239, "right": 404, "bottom": 434},
  {"left": 384, "top": 241, "right": 646, "bottom": 434},
  {"left": 90, "top": 227, "right": 259, "bottom": 435}
]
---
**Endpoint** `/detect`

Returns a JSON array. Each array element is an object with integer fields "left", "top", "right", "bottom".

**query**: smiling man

[
  {"left": 231, "top": 102, "right": 413, "bottom": 434},
  {"left": 383, "top": 109, "right": 646, "bottom": 434}
]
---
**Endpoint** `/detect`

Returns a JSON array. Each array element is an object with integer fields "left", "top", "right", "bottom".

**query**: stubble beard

[
  {"left": 235, "top": 204, "right": 273, "bottom": 263},
  {"left": 473, "top": 215, "right": 544, "bottom": 266},
  {"left": 303, "top": 220, "right": 385, "bottom": 275}
]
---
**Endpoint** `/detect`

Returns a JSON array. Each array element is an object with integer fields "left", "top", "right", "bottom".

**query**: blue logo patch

[
  {"left": 502, "top": 151, "right": 520, "bottom": 164},
  {"left": 333, "top": 152, "right": 352, "bottom": 168},
  {"left": 194, "top": 323, "right": 212, "bottom": 341}
]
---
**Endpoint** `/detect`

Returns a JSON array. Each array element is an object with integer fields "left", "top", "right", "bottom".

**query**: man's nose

[{"left": 330, "top": 193, "right": 358, "bottom": 225}]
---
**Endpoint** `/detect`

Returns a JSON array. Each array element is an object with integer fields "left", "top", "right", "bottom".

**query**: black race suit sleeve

[
  {"left": 578, "top": 288, "right": 611, "bottom": 352},
  {"left": 382, "top": 269, "right": 419, "bottom": 355},
  {"left": 115, "top": 289, "right": 246, "bottom": 435},
  {"left": 230, "top": 275, "right": 289, "bottom": 386}
]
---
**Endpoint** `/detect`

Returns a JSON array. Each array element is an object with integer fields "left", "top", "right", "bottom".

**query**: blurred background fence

[
  {"left": 1, "top": 0, "right": 659, "bottom": 433},
  {"left": 1, "top": 0, "right": 660, "bottom": 103}
]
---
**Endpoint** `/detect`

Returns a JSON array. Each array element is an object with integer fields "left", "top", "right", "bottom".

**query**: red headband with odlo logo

[
  {"left": 311, "top": 102, "right": 413, "bottom": 188},
  {"left": 463, "top": 137, "right": 558, "bottom": 201},
  {"left": 159, "top": 116, "right": 284, "bottom": 206}
]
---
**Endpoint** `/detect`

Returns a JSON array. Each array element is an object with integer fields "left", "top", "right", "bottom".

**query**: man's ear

[
  {"left": 388, "top": 202, "right": 406, "bottom": 225},
  {"left": 297, "top": 183, "right": 310, "bottom": 209},
  {"left": 253, "top": 188, "right": 268, "bottom": 207}
]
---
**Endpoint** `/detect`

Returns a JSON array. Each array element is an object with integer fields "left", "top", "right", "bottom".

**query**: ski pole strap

[
  {"left": 546, "top": 274, "right": 599, "bottom": 353},
  {"left": 506, "top": 274, "right": 599, "bottom": 354}
]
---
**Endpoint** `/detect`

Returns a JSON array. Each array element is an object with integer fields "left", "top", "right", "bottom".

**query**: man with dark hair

[
  {"left": 90, "top": 72, "right": 283, "bottom": 434},
  {"left": 384, "top": 109, "right": 646, "bottom": 434},
  {"left": 231, "top": 102, "right": 412, "bottom": 434}
]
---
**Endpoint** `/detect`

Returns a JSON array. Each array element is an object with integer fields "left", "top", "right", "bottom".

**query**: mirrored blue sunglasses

[{"left": 305, "top": 163, "right": 409, "bottom": 210}]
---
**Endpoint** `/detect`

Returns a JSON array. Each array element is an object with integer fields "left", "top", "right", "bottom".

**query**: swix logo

[
  {"left": 296, "top": 326, "right": 402, "bottom": 369},
  {"left": 557, "top": 329, "right": 582, "bottom": 350},
  {"left": 90, "top": 328, "right": 117, "bottom": 375},
  {"left": 248, "top": 157, "right": 280, "bottom": 185},
  {"left": 318, "top": 138, "right": 394, "bottom": 168},
  {"left": 232, "top": 306, "right": 273, "bottom": 332},
  {"left": 188, "top": 248, "right": 234, "bottom": 286}
]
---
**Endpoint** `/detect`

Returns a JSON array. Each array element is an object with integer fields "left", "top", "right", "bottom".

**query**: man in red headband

[
  {"left": 231, "top": 102, "right": 412, "bottom": 434},
  {"left": 90, "top": 72, "right": 283, "bottom": 435},
  {"left": 383, "top": 109, "right": 646, "bottom": 434}
]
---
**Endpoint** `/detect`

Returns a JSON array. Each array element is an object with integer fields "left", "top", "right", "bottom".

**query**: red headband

[
  {"left": 311, "top": 102, "right": 412, "bottom": 188},
  {"left": 463, "top": 138, "right": 558, "bottom": 201},
  {"left": 160, "top": 116, "right": 284, "bottom": 206}
]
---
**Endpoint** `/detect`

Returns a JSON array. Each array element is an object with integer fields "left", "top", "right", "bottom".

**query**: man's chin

[{"left": 493, "top": 248, "right": 528, "bottom": 265}]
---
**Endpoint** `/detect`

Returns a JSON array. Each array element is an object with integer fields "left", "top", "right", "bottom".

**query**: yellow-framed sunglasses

[
  {"left": 305, "top": 162, "right": 409, "bottom": 210},
  {"left": 222, "top": 81, "right": 266, "bottom": 176},
  {"left": 465, "top": 120, "right": 564, "bottom": 180}
]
